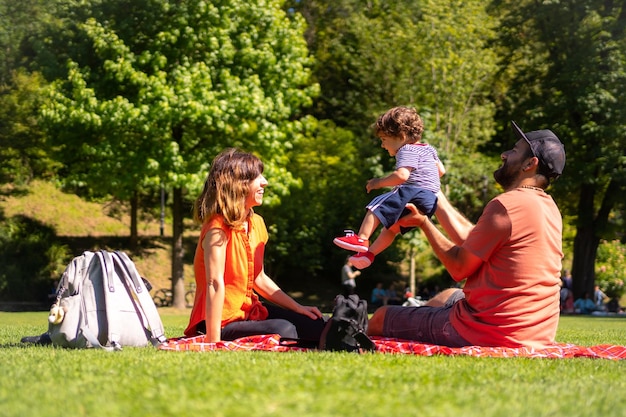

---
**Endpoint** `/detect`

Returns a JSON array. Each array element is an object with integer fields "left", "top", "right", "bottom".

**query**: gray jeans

[{"left": 382, "top": 289, "right": 470, "bottom": 347}]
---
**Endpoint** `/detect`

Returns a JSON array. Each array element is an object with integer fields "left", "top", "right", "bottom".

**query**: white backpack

[{"left": 48, "top": 250, "right": 167, "bottom": 350}]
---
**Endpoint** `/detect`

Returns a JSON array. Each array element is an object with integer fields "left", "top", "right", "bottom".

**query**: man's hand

[{"left": 397, "top": 203, "right": 427, "bottom": 228}]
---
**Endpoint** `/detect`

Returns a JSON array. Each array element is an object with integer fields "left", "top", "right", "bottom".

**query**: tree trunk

[
  {"left": 571, "top": 224, "right": 599, "bottom": 300},
  {"left": 571, "top": 183, "right": 598, "bottom": 299},
  {"left": 171, "top": 186, "right": 186, "bottom": 309},
  {"left": 571, "top": 179, "right": 620, "bottom": 299},
  {"left": 129, "top": 191, "right": 138, "bottom": 250}
]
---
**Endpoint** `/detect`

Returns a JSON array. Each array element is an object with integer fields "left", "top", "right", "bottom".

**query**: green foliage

[
  {"left": 32, "top": 0, "right": 321, "bottom": 299},
  {"left": 294, "top": 0, "right": 499, "bottom": 153},
  {"left": 262, "top": 118, "right": 373, "bottom": 279},
  {"left": 0, "top": 70, "right": 59, "bottom": 185},
  {"left": 0, "top": 0, "right": 52, "bottom": 84},
  {"left": 38, "top": 0, "right": 318, "bottom": 198},
  {"left": 595, "top": 240, "right": 626, "bottom": 299}
]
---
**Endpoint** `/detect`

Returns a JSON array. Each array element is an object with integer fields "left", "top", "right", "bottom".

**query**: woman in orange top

[{"left": 185, "top": 148, "right": 326, "bottom": 343}]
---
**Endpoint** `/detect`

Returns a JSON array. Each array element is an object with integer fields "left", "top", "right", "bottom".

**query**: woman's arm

[
  {"left": 254, "top": 271, "right": 322, "bottom": 320},
  {"left": 202, "top": 228, "right": 227, "bottom": 342}
]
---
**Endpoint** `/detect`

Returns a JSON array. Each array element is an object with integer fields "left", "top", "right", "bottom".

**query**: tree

[
  {"left": 0, "top": 0, "right": 60, "bottom": 185},
  {"left": 37, "top": 0, "right": 319, "bottom": 307},
  {"left": 492, "top": 0, "right": 626, "bottom": 298},
  {"left": 0, "top": 0, "right": 51, "bottom": 85},
  {"left": 0, "top": 70, "right": 59, "bottom": 184}
]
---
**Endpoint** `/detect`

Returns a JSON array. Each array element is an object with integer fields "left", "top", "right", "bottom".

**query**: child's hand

[{"left": 366, "top": 178, "right": 379, "bottom": 193}]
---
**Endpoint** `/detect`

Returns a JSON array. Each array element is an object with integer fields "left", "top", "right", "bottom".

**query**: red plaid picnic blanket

[{"left": 158, "top": 334, "right": 626, "bottom": 360}]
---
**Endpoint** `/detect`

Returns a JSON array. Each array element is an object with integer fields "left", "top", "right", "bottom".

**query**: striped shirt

[{"left": 395, "top": 143, "right": 441, "bottom": 193}]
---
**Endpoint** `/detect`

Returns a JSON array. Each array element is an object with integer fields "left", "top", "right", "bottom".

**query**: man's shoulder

[{"left": 491, "top": 188, "right": 554, "bottom": 206}]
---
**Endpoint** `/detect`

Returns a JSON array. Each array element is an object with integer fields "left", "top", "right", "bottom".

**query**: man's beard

[{"left": 493, "top": 162, "right": 517, "bottom": 190}]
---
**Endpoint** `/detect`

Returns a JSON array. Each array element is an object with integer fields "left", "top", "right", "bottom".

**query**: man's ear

[{"left": 524, "top": 156, "right": 539, "bottom": 171}]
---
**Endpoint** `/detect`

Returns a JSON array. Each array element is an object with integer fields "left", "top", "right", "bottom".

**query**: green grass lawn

[{"left": 1, "top": 312, "right": 626, "bottom": 417}]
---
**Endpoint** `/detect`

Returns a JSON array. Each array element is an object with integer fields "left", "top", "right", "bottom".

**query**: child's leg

[
  {"left": 368, "top": 227, "right": 397, "bottom": 256},
  {"left": 349, "top": 227, "right": 397, "bottom": 269},
  {"left": 334, "top": 210, "right": 381, "bottom": 253},
  {"left": 358, "top": 210, "right": 380, "bottom": 240}
]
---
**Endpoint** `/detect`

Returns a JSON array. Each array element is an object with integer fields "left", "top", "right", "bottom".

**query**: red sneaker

[
  {"left": 349, "top": 251, "right": 375, "bottom": 269},
  {"left": 333, "top": 230, "right": 369, "bottom": 252}
]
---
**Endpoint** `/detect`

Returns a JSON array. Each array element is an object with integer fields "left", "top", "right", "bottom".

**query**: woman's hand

[
  {"left": 297, "top": 305, "right": 323, "bottom": 320},
  {"left": 254, "top": 271, "right": 324, "bottom": 320}
]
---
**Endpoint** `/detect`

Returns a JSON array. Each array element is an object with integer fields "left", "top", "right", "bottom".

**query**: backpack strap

[
  {"left": 96, "top": 251, "right": 122, "bottom": 350},
  {"left": 352, "top": 330, "right": 376, "bottom": 352},
  {"left": 111, "top": 251, "right": 167, "bottom": 345}
]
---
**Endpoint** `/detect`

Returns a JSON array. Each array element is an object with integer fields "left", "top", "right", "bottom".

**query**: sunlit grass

[{"left": 1, "top": 311, "right": 625, "bottom": 417}]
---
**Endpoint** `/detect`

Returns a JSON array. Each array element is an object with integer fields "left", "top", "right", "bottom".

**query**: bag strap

[
  {"left": 111, "top": 251, "right": 167, "bottom": 345},
  {"left": 96, "top": 251, "right": 122, "bottom": 350},
  {"left": 353, "top": 331, "right": 376, "bottom": 353}
]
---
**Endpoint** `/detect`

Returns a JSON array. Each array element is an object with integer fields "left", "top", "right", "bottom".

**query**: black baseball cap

[{"left": 511, "top": 121, "right": 565, "bottom": 180}]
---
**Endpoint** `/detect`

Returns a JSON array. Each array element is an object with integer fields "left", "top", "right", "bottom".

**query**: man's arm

[
  {"left": 418, "top": 216, "right": 483, "bottom": 281},
  {"left": 433, "top": 191, "right": 474, "bottom": 245},
  {"left": 395, "top": 203, "right": 483, "bottom": 281}
]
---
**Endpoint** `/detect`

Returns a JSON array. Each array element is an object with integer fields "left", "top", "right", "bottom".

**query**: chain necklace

[{"left": 519, "top": 185, "right": 544, "bottom": 193}]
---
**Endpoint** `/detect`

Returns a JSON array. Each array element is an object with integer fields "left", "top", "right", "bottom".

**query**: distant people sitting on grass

[
  {"left": 574, "top": 292, "right": 596, "bottom": 314},
  {"left": 594, "top": 285, "right": 607, "bottom": 312},
  {"left": 371, "top": 282, "right": 388, "bottom": 309},
  {"left": 386, "top": 284, "right": 403, "bottom": 305}
]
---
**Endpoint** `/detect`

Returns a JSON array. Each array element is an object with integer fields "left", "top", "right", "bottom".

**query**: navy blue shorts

[{"left": 367, "top": 186, "right": 437, "bottom": 231}]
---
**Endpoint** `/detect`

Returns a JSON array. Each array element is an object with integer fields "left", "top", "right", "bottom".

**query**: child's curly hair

[{"left": 373, "top": 106, "right": 424, "bottom": 143}]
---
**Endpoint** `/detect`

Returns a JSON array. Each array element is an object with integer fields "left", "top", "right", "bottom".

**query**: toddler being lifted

[{"left": 333, "top": 106, "right": 445, "bottom": 268}]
